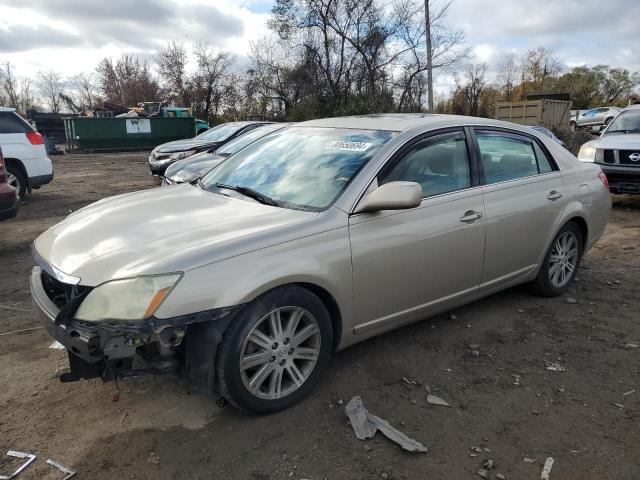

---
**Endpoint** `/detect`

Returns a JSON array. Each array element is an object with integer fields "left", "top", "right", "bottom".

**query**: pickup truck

[{"left": 578, "top": 104, "right": 640, "bottom": 194}]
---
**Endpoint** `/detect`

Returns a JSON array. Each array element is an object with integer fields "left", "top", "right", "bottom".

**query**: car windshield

[
  {"left": 196, "top": 122, "right": 249, "bottom": 142},
  {"left": 200, "top": 126, "right": 396, "bottom": 211},
  {"left": 604, "top": 109, "right": 640, "bottom": 134},
  {"left": 216, "top": 124, "right": 284, "bottom": 157}
]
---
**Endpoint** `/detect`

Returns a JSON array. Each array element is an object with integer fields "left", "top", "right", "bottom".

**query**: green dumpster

[{"left": 63, "top": 117, "right": 196, "bottom": 152}]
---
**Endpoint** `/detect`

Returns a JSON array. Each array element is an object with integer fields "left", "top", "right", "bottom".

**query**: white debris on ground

[
  {"left": 545, "top": 361, "right": 566, "bottom": 372},
  {"left": 540, "top": 457, "right": 555, "bottom": 479},
  {"left": 345, "top": 396, "right": 428, "bottom": 453},
  {"left": 426, "top": 394, "right": 450, "bottom": 407}
]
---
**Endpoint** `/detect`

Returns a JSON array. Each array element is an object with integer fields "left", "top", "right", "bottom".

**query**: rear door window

[
  {"left": 476, "top": 130, "right": 546, "bottom": 184},
  {"left": 0, "top": 112, "right": 32, "bottom": 134},
  {"left": 533, "top": 141, "right": 554, "bottom": 173}
]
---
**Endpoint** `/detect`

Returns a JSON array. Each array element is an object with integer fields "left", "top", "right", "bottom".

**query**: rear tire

[
  {"left": 6, "top": 165, "right": 26, "bottom": 199},
  {"left": 216, "top": 286, "right": 333, "bottom": 413},
  {"left": 531, "top": 222, "right": 583, "bottom": 297}
]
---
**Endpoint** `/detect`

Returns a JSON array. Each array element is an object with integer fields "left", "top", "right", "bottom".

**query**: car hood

[
  {"left": 591, "top": 132, "right": 640, "bottom": 149},
  {"left": 34, "top": 184, "right": 316, "bottom": 286},
  {"left": 165, "top": 152, "right": 226, "bottom": 181},
  {"left": 155, "top": 138, "right": 220, "bottom": 153}
]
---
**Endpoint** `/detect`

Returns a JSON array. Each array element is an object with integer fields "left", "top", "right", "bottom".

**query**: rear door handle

[
  {"left": 547, "top": 190, "right": 562, "bottom": 200},
  {"left": 460, "top": 210, "right": 482, "bottom": 223}
]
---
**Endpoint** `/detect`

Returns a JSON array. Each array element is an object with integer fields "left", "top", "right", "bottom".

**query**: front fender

[{"left": 155, "top": 225, "right": 354, "bottom": 336}]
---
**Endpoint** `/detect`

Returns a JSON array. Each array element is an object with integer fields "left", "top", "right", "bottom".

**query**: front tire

[
  {"left": 532, "top": 222, "right": 583, "bottom": 297},
  {"left": 216, "top": 286, "right": 333, "bottom": 413}
]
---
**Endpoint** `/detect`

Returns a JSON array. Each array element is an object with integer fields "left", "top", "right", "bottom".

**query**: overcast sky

[{"left": 0, "top": 0, "right": 638, "bottom": 95}]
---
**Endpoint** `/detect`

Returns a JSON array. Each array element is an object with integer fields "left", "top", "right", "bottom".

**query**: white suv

[{"left": 0, "top": 107, "right": 53, "bottom": 198}]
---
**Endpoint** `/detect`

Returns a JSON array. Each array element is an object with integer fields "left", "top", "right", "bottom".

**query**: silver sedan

[
  {"left": 572, "top": 107, "right": 621, "bottom": 131},
  {"left": 31, "top": 114, "right": 611, "bottom": 413}
]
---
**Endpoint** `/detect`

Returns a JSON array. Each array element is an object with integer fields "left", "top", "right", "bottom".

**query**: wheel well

[
  {"left": 4, "top": 158, "right": 30, "bottom": 191},
  {"left": 295, "top": 282, "right": 342, "bottom": 353},
  {"left": 567, "top": 216, "right": 588, "bottom": 249}
]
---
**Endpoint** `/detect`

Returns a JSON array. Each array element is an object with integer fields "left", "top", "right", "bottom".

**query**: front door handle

[
  {"left": 460, "top": 210, "right": 482, "bottom": 223},
  {"left": 547, "top": 190, "right": 563, "bottom": 201}
]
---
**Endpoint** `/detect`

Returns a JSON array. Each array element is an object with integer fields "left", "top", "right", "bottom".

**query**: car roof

[
  {"left": 295, "top": 113, "right": 535, "bottom": 132},
  {"left": 0, "top": 107, "right": 16, "bottom": 113}
]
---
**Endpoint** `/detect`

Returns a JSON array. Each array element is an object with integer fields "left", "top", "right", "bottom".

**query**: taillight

[
  {"left": 25, "top": 131, "right": 44, "bottom": 145},
  {"left": 598, "top": 170, "right": 609, "bottom": 189}
]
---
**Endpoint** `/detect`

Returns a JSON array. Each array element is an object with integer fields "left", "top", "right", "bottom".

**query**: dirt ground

[{"left": 1, "top": 152, "right": 639, "bottom": 480}]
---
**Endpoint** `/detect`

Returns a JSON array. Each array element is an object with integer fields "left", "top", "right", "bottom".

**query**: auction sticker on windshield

[{"left": 325, "top": 141, "right": 372, "bottom": 152}]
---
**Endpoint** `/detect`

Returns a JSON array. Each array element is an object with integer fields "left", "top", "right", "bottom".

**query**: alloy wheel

[
  {"left": 7, "top": 171, "right": 20, "bottom": 193},
  {"left": 548, "top": 231, "right": 579, "bottom": 288},
  {"left": 239, "top": 306, "right": 321, "bottom": 400}
]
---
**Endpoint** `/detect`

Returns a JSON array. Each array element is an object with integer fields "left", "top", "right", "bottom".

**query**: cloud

[
  {"left": 175, "top": 4, "right": 245, "bottom": 45},
  {"left": 0, "top": 24, "right": 82, "bottom": 52},
  {"left": 0, "top": 0, "right": 245, "bottom": 51},
  {"left": 447, "top": 0, "right": 640, "bottom": 72},
  {"left": 18, "top": 0, "right": 174, "bottom": 23}
]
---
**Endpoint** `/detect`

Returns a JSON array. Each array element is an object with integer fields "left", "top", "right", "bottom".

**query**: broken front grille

[{"left": 41, "top": 270, "right": 91, "bottom": 310}]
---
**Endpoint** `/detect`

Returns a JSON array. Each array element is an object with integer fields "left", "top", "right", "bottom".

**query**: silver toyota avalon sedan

[{"left": 30, "top": 114, "right": 611, "bottom": 413}]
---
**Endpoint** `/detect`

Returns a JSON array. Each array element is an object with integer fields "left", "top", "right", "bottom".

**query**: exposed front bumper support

[{"left": 30, "top": 266, "right": 241, "bottom": 388}]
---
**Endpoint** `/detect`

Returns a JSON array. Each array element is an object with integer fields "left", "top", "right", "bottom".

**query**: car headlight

[
  {"left": 169, "top": 150, "right": 196, "bottom": 161},
  {"left": 578, "top": 144, "right": 596, "bottom": 162},
  {"left": 169, "top": 168, "right": 203, "bottom": 184},
  {"left": 75, "top": 274, "right": 182, "bottom": 323}
]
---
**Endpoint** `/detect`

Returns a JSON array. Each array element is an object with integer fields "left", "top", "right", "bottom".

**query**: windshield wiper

[{"left": 214, "top": 183, "right": 279, "bottom": 206}]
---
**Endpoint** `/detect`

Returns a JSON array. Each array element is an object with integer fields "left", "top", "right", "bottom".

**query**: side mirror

[{"left": 354, "top": 181, "right": 422, "bottom": 213}]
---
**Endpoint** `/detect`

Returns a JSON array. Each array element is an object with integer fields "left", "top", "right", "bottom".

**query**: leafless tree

[
  {"left": 497, "top": 53, "right": 519, "bottom": 101},
  {"left": 456, "top": 62, "right": 488, "bottom": 116},
  {"left": 270, "top": 0, "right": 355, "bottom": 109},
  {"left": 0, "top": 62, "right": 20, "bottom": 110},
  {"left": 192, "top": 43, "right": 235, "bottom": 121},
  {"left": 424, "top": 0, "right": 465, "bottom": 111},
  {"left": 249, "top": 36, "right": 311, "bottom": 118},
  {"left": 0, "top": 62, "right": 37, "bottom": 113},
  {"left": 36, "top": 70, "right": 65, "bottom": 112},
  {"left": 68, "top": 73, "right": 99, "bottom": 112},
  {"left": 157, "top": 40, "right": 188, "bottom": 105}
]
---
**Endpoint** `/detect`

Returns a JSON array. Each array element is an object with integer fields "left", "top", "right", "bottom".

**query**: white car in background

[
  {"left": 0, "top": 107, "right": 53, "bottom": 198},
  {"left": 578, "top": 104, "right": 640, "bottom": 194}
]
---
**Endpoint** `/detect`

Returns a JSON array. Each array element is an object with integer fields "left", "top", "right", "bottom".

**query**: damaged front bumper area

[{"left": 30, "top": 266, "right": 239, "bottom": 390}]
